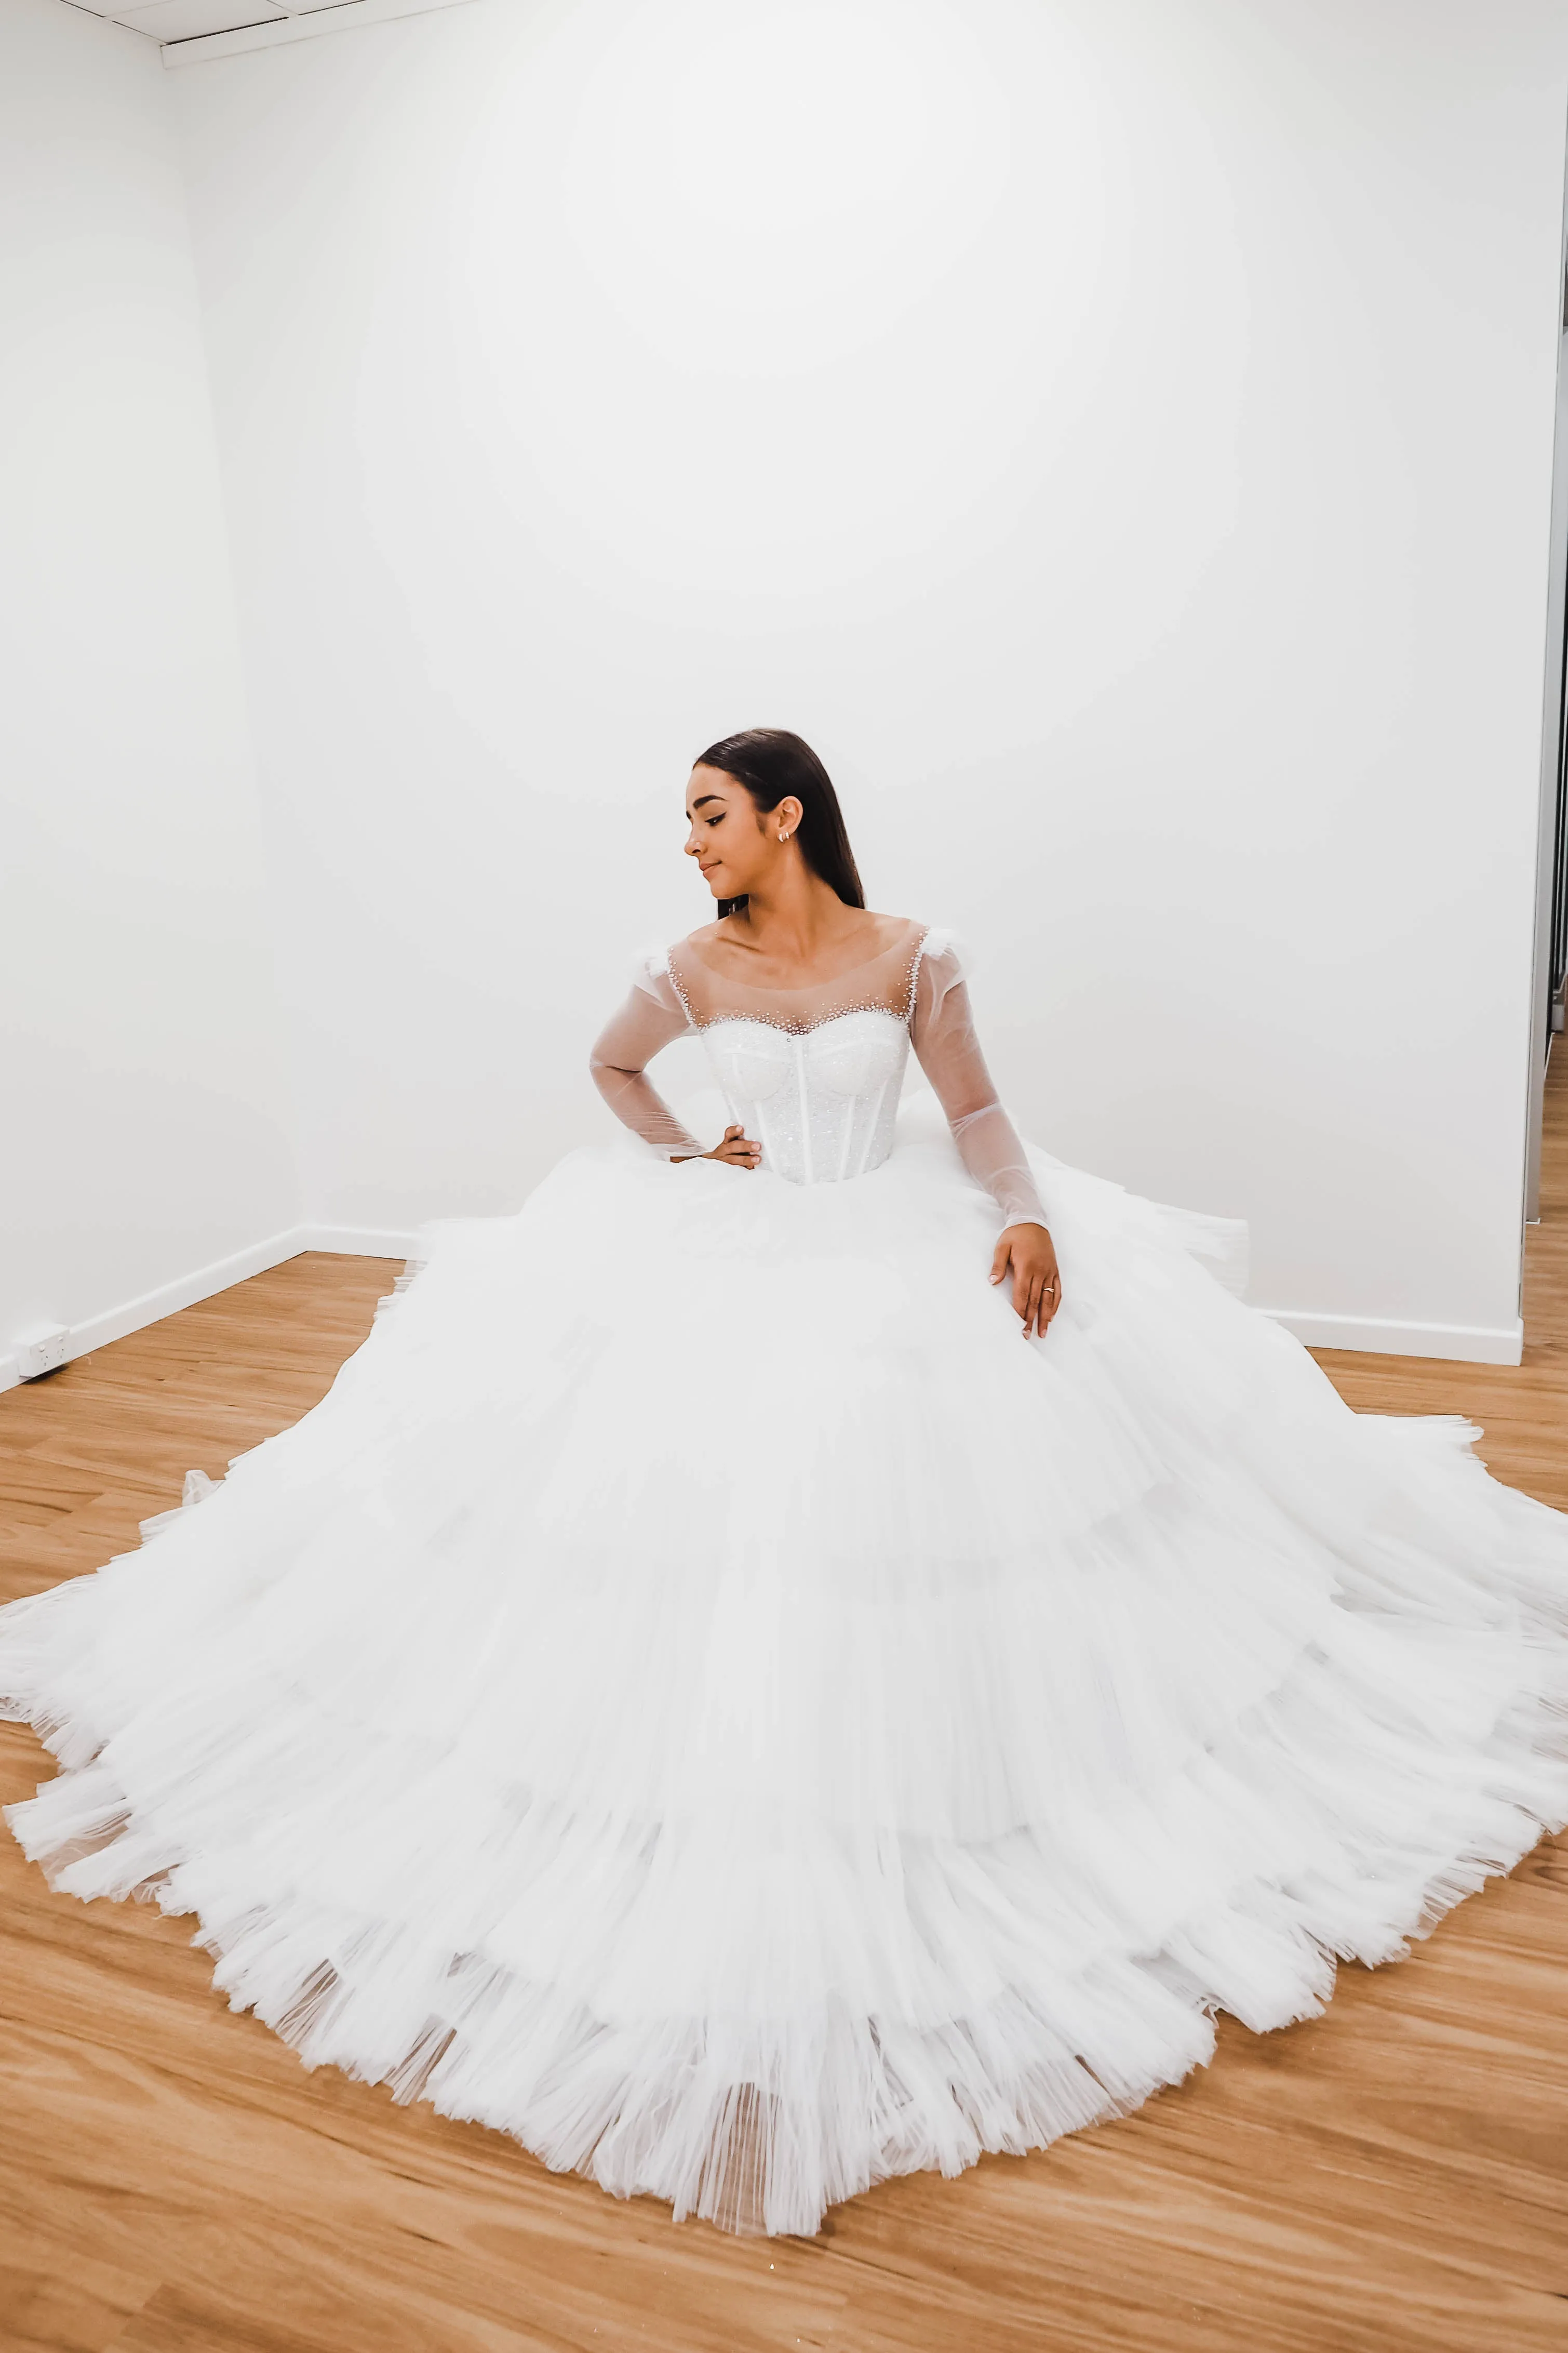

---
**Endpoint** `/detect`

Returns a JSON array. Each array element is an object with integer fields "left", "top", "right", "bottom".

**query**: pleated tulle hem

[
  {"left": 5, "top": 1601, "right": 1564, "bottom": 2235},
  {"left": 6, "top": 1764, "right": 1563, "bottom": 2236}
]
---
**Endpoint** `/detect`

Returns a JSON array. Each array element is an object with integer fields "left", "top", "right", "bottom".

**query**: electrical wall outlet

[{"left": 14, "top": 1325, "right": 69, "bottom": 1380}]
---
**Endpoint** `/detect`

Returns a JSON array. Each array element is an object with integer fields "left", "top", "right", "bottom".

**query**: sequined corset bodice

[{"left": 698, "top": 1011, "right": 910, "bottom": 1187}]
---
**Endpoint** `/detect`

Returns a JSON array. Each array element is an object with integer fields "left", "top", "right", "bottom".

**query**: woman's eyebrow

[{"left": 690, "top": 794, "right": 725, "bottom": 810}]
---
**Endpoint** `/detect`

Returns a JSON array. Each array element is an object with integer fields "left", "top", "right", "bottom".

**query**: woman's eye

[{"left": 706, "top": 815, "right": 723, "bottom": 828}]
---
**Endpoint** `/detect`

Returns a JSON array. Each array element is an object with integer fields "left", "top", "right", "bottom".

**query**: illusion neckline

[{"left": 674, "top": 918, "right": 929, "bottom": 1000}]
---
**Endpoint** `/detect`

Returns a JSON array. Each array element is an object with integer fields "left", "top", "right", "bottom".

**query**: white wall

[
  {"left": 0, "top": 0, "right": 300, "bottom": 1375},
  {"left": 166, "top": 0, "right": 1567, "bottom": 1353}
]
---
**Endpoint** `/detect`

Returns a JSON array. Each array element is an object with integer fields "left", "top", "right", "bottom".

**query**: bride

[{"left": 3, "top": 727, "right": 1566, "bottom": 2237}]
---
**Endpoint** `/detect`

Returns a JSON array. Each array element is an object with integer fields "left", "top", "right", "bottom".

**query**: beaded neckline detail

[
  {"left": 673, "top": 1002, "right": 913, "bottom": 1041},
  {"left": 666, "top": 926, "right": 935, "bottom": 1037}
]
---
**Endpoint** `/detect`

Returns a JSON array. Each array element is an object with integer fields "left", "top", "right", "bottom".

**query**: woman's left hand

[{"left": 989, "top": 1222, "right": 1063, "bottom": 1339}]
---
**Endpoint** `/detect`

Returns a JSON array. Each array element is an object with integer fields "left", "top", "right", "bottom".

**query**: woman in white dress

[{"left": 3, "top": 728, "right": 1565, "bottom": 2238}]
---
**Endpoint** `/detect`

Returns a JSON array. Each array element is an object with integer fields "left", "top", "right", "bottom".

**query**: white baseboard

[
  {"left": 0, "top": 1225, "right": 311, "bottom": 1394},
  {"left": 298, "top": 1224, "right": 426, "bottom": 1260},
  {"left": 0, "top": 1224, "right": 426, "bottom": 1394},
  {"left": 1262, "top": 1307, "right": 1524, "bottom": 1366}
]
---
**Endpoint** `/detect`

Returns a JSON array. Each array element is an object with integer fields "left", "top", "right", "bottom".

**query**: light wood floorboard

[{"left": 2, "top": 1063, "right": 1566, "bottom": 2350}]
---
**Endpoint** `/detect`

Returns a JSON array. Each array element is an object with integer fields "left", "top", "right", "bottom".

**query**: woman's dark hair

[{"left": 693, "top": 728, "right": 865, "bottom": 919}]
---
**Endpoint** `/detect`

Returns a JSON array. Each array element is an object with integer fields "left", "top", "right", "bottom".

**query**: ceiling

[{"left": 62, "top": 0, "right": 476, "bottom": 63}]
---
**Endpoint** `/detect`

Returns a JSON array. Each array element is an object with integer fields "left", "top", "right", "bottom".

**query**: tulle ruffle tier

[{"left": 3, "top": 1099, "right": 1566, "bottom": 2235}]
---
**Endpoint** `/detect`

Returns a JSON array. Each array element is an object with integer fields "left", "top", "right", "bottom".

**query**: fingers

[
  {"left": 1018, "top": 1255, "right": 1063, "bottom": 1338},
  {"left": 714, "top": 1126, "right": 761, "bottom": 1170},
  {"left": 989, "top": 1226, "right": 1063, "bottom": 1336},
  {"left": 691, "top": 1126, "right": 759, "bottom": 1169}
]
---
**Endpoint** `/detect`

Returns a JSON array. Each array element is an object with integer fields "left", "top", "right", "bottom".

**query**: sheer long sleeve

[
  {"left": 588, "top": 962, "right": 706, "bottom": 1158},
  {"left": 910, "top": 942, "right": 1048, "bottom": 1228}
]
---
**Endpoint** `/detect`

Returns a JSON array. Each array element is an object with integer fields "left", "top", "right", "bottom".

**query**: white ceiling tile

[
  {"left": 81, "top": 0, "right": 486, "bottom": 59},
  {"left": 110, "top": 0, "right": 287, "bottom": 37}
]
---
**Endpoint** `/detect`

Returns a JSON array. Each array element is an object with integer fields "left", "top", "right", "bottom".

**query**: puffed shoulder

[
  {"left": 915, "top": 922, "right": 968, "bottom": 973},
  {"left": 629, "top": 948, "right": 687, "bottom": 1017}
]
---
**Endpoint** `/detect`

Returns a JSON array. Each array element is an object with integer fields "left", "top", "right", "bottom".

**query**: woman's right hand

[{"left": 675, "top": 1124, "right": 761, "bottom": 1170}]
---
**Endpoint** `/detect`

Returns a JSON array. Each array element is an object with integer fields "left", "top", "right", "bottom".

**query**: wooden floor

[{"left": 2, "top": 1073, "right": 1566, "bottom": 2353}]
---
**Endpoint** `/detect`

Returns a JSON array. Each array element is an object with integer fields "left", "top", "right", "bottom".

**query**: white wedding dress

[{"left": 3, "top": 920, "right": 1566, "bottom": 2237}]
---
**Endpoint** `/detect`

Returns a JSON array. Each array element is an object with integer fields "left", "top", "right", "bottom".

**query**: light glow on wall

[{"left": 441, "top": 0, "right": 1221, "bottom": 610}]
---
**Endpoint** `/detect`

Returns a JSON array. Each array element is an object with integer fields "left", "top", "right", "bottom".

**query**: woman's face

[{"left": 685, "top": 766, "right": 797, "bottom": 902}]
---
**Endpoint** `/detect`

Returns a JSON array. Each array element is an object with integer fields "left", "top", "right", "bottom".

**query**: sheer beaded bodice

[
  {"left": 661, "top": 927, "right": 929, "bottom": 1188},
  {"left": 589, "top": 918, "right": 1047, "bottom": 1227}
]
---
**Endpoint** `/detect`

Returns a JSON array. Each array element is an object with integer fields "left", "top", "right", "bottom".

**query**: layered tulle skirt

[{"left": 3, "top": 1099, "right": 1566, "bottom": 2234}]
